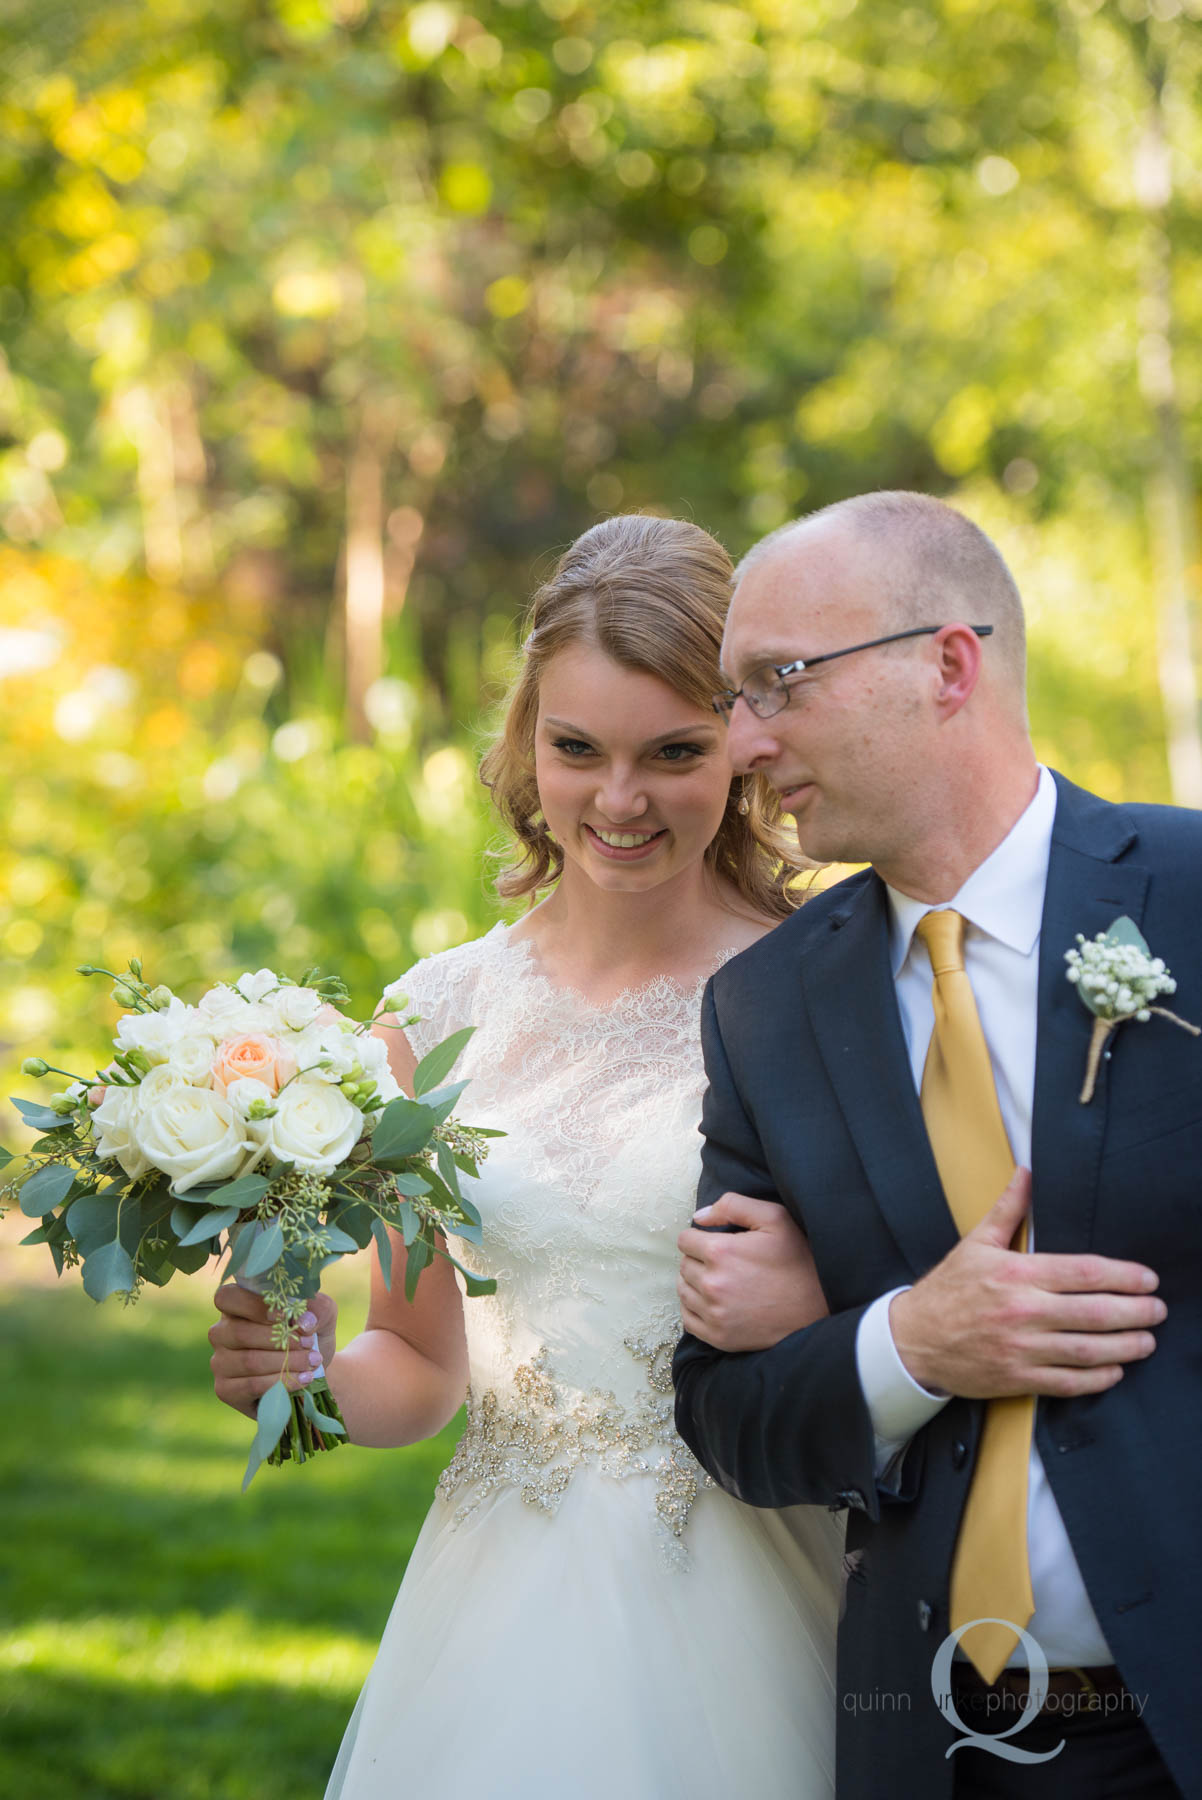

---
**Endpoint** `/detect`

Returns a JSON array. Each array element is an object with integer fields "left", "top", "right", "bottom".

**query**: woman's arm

[{"left": 209, "top": 1014, "right": 469, "bottom": 1448}]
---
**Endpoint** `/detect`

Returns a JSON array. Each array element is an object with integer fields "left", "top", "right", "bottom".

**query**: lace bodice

[{"left": 394, "top": 924, "right": 729, "bottom": 1557}]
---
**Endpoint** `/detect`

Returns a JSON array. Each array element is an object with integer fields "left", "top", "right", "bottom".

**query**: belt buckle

[{"left": 1060, "top": 1665, "right": 1099, "bottom": 1700}]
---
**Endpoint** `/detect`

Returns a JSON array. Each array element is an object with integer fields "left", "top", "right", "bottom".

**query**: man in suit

[{"left": 673, "top": 492, "right": 1200, "bottom": 1798}]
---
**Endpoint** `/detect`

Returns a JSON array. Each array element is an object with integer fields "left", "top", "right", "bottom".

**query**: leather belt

[{"left": 951, "top": 1662, "right": 1129, "bottom": 1718}]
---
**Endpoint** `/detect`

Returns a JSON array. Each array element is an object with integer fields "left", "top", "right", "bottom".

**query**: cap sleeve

[{"left": 380, "top": 929, "right": 499, "bottom": 1064}]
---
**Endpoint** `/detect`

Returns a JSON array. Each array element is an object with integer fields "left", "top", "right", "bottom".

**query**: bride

[{"left": 209, "top": 513, "right": 842, "bottom": 1798}]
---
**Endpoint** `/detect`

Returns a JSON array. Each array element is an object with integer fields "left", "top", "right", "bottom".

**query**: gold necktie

[{"left": 915, "top": 909, "right": 1035, "bottom": 1684}]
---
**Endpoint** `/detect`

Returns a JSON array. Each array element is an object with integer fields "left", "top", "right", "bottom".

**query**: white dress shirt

[{"left": 854, "top": 765, "right": 1112, "bottom": 1667}]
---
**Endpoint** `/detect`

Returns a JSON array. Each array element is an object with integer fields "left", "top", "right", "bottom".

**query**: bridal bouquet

[{"left": 2, "top": 960, "right": 498, "bottom": 1487}]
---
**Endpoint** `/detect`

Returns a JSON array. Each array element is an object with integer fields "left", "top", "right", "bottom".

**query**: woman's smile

[{"left": 584, "top": 824, "right": 669, "bottom": 860}]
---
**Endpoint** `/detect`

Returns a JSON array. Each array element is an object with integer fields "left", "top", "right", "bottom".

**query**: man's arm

[{"left": 672, "top": 983, "right": 881, "bottom": 1516}]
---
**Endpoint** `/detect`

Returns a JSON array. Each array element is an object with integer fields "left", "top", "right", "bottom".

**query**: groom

[{"left": 672, "top": 492, "right": 1201, "bottom": 1798}]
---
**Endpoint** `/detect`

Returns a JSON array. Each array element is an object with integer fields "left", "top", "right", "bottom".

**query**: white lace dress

[{"left": 324, "top": 924, "right": 841, "bottom": 1800}]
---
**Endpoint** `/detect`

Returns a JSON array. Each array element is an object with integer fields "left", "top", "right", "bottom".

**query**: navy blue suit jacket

[{"left": 673, "top": 773, "right": 1202, "bottom": 1797}]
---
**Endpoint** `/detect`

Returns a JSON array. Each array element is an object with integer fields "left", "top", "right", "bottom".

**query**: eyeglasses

[{"left": 712, "top": 624, "right": 994, "bottom": 720}]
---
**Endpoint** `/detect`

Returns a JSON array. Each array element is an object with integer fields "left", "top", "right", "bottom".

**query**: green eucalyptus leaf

[
  {"left": 19, "top": 1162, "right": 75, "bottom": 1217},
  {"left": 170, "top": 1201, "right": 208, "bottom": 1239},
  {"left": 308, "top": 1406, "right": 346, "bottom": 1435},
  {"left": 419, "top": 1168, "right": 455, "bottom": 1212},
  {"left": 174, "top": 1239, "right": 212, "bottom": 1275},
  {"left": 404, "top": 1231, "right": 431, "bottom": 1302},
  {"left": 436, "top": 1244, "right": 497, "bottom": 1296},
  {"left": 398, "top": 1200, "right": 419, "bottom": 1247},
  {"left": 206, "top": 1173, "right": 273, "bottom": 1209},
  {"left": 300, "top": 1387, "right": 346, "bottom": 1434},
  {"left": 371, "top": 1215, "right": 393, "bottom": 1289},
  {"left": 242, "top": 1219, "right": 285, "bottom": 1278},
  {"left": 0, "top": 1144, "right": 13, "bottom": 1168},
  {"left": 321, "top": 1225, "right": 360, "bottom": 1254},
  {"left": 177, "top": 1204, "right": 241, "bottom": 1246},
  {"left": 81, "top": 1238, "right": 136, "bottom": 1302},
  {"left": 280, "top": 1245, "right": 318, "bottom": 1286},
  {"left": 435, "top": 1140, "right": 462, "bottom": 1202},
  {"left": 11, "top": 1097, "right": 62, "bottom": 1132},
  {"left": 418, "top": 1086, "right": 468, "bottom": 1129},
  {"left": 1104, "top": 915, "right": 1150, "bottom": 954},
  {"left": 65, "top": 1191, "right": 121, "bottom": 1252},
  {"left": 328, "top": 1199, "right": 376, "bottom": 1247},
  {"left": 413, "top": 1078, "right": 469, "bottom": 1113},
  {"left": 242, "top": 1380, "right": 293, "bottom": 1492},
  {"left": 137, "top": 1185, "right": 176, "bottom": 1233},
  {"left": 390, "top": 1172, "right": 431, "bottom": 1196},
  {"left": 370, "top": 1096, "right": 436, "bottom": 1163},
  {"left": 412, "top": 1028, "right": 474, "bottom": 1098}
]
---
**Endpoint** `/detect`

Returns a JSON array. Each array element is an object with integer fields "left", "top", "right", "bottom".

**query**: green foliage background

[{"left": 2, "top": 0, "right": 1200, "bottom": 1791}]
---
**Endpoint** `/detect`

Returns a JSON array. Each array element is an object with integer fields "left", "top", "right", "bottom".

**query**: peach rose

[{"left": 211, "top": 1032, "right": 297, "bottom": 1097}]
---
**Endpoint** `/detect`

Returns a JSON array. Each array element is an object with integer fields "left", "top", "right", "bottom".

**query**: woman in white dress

[{"left": 210, "top": 514, "right": 842, "bottom": 1799}]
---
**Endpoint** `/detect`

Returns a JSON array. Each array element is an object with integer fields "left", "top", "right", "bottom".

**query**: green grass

[{"left": 0, "top": 1261, "right": 461, "bottom": 1799}]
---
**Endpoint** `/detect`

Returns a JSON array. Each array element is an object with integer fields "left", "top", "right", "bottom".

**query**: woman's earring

[{"left": 736, "top": 785, "right": 750, "bottom": 816}]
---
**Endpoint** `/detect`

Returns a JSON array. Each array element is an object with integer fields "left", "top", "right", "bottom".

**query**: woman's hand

[
  {"left": 208, "top": 1285, "right": 338, "bottom": 1419},
  {"left": 676, "top": 1193, "right": 828, "bottom": 1352}
]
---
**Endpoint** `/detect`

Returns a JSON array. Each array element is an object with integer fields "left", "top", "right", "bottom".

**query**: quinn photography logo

[{"left": 930, "top": 1620, "right": 1065, "bottom": 1765}]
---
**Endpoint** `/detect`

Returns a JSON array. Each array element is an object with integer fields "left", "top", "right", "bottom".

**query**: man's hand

[
  {"left": 677, "top": 1192, "right": 829, "bottom": 1352},
  {"left": 889, "top": 1168, "right": 1166, "bottom": 1399}
]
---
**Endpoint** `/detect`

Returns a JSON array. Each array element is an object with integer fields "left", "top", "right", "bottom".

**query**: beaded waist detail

[{"left": 436, "top": 1337, "right": 711, "bottom": 1564}]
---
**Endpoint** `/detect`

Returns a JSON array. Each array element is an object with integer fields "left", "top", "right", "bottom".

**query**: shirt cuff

[{"left": 855, "top": 1288, "right": 950, "bottom": 1460}]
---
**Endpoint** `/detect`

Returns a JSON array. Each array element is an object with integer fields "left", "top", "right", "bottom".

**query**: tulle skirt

[{"left": 324, "top": 1469, "right": 842, "bottom": 1800}]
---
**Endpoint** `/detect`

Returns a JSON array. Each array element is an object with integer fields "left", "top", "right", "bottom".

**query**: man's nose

[{"left": 725, "top": 699, "right": 778, "bottom": 775}]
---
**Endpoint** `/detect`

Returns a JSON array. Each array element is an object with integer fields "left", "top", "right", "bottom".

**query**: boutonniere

[{"left": 1066, "top": 915, "right": 1200, "bottom": 1103}]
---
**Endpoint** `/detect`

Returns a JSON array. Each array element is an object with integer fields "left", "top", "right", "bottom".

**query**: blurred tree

[
  {"left": 3, "top": 0, "right": 1201, "bottom": 1135},
  {"left": 3, "top": 0, "right": 1196, "bottom": 759}
]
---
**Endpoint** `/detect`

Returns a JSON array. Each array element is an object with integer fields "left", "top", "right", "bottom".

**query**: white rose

[
  {"left": 196, "top": 983, "right": 272, "bottom": 1033},
  {"left": 165, "top": 1032, "right": 219, "bottom": 1085},
  {"left": 224, "top": 1075, "right": 276, "bottom": 1118},
  {"left": 91, "top": 1085, "right": 153, "bottom": 1180},
  {"left": 265, "top": 1077, "right": 363, "bottom": 1175},
  {"left": 114, "top": 996, "right": 197, "bottom": 1066},
  {"left": 356, "top": 1032, "right": 402, "bottom": 1103},
  {"left": 234, "top": 968, "right": 283, "bottom": 1004},
  {"left": 292, "top": 1025, "right": 359, "bottom": 1083},
  {"left": 135, "top": 1086, "right": 251, "bottom": 1194},
  {"left": 268, "top": 985, "right": 325, "bottom": 1032},
  {"left": 222, "top": 1077, "right": 278, "bottom": 1172},
  {"left": 136, "top": 1064, "right": 193, "bottom": 1106}
]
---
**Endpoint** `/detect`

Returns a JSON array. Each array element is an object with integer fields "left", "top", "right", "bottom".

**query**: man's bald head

[{"left": 734, "top": 491, "right": 1027, "bottom": 698}]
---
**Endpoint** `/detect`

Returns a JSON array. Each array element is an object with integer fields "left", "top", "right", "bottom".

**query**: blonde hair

[{"left": 480, "top": 513, "right": 805, "bottom": 919}]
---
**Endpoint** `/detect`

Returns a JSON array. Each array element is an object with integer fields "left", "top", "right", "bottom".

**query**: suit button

[
  {"left": 918, "top": 1600, "right": 933, "bottom": 1632},
  {"left": 951, "top": 1440, "right": 968, "bottom": 1469}
]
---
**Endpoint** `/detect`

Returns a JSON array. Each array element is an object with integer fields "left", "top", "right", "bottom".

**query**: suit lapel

[
  {"left": 801, "top": 873, "right": 959, "bottom": 1278},
  {"left": 1030, "top": 774, "right": 1147, "bottom": 1253}
]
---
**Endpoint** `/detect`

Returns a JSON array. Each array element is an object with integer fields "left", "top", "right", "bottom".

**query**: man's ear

[{"left": 931, "top": 623, "right": 984, "bottom": 721}]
